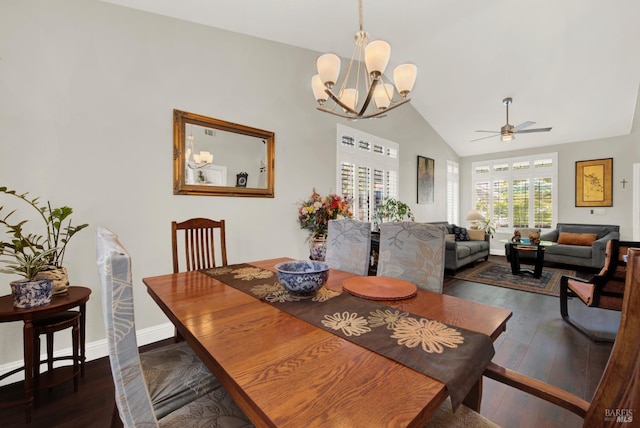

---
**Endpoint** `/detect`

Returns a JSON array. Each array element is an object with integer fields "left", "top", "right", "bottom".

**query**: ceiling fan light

[
  {"left": 311, "top": 74, "right": 328, "bottom": 104},
  {"left": 364, "top": 40, "right": 391, "bottom": 77},
  {"left": 393, "top": 63, "right": 417, "bottom": 97},
  {"left": 374, "top": 83, "right": 394, "bottom": 109},
  {"left": 317, "top": 53, "right": 341, "bottom": 88},
  {"left": 501, "top": 134, "right": 514, "bottom": 142},
  {"left": 340, "top": 88, "right": 358, "bottom": 112}
]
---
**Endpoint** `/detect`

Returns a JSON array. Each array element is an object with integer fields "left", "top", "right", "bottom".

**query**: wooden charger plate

[{"left": 342, "top": 276, "right": 418, "bottom": 301}]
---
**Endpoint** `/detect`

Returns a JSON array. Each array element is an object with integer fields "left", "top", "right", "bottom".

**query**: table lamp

[{"left": 465, "top": 210, "right": 485, "bottom": 229}]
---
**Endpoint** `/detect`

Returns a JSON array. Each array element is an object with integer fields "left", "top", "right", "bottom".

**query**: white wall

[
  {"left": 460, "top": 88, "right": 640, "bottom": 251},
  {"left": 0, "top": 0, "right": 458, "bottom": 367}
]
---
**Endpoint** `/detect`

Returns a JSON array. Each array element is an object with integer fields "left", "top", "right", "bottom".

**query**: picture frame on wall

[
  {"left": 575, "top": 158, "right": 613, "bottom": 207},
  {"left": 417, "top": 155, "right": 434, "bottom": 204}
]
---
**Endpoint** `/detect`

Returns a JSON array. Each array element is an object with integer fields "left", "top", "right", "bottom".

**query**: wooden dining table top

[{"left": 143, "top": 257, "right": 512, "bottom": 428}]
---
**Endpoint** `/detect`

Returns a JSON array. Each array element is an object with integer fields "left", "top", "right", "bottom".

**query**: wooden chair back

[
  {"left": 586, "top": 247, "right": 640, "bottom": 425},
  {"left": 171, "top": 218, "right": 227, "bottom": 273}
]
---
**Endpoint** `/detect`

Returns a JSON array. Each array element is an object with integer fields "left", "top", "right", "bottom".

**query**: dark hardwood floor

[{"left": 0, "top": 259, "right": 619, "bottom": 427}]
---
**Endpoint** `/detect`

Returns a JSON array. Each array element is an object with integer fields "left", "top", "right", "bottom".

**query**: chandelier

[
  {"left": 311, "top": 0, "right": 417, "bottom": 120},
  {"left": 185, "top": 127, "right": 213, "bottom": 170}
]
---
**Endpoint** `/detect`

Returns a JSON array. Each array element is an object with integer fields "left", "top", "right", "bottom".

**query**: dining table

[{"left": 143, "top": 257, "right": 512, "bottom": 427}]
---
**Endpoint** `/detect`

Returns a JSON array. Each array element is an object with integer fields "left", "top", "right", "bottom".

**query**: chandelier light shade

[
  {"left": 185, "top": 128, "right": 214, "bottom": 170},
  {"left": 311, "top": 0, "right": 417, "bottom": 120}
]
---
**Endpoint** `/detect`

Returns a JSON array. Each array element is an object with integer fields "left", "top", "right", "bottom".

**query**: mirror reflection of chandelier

[
  {"left": 185, "top": 127, "right": 213, "bottom": 170},
  {"left": 311, "top": 0, "right": 417, "bottom": 120}
]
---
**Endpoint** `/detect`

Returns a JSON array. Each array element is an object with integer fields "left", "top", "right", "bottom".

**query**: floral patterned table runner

[{"left": 202, "top": 264, "right": 495, "bottom": 410}]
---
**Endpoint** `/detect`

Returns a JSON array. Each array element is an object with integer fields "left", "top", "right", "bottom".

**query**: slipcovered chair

[
  {"left": 324, "top": 219, "right": 372, "bottom": 276},
  {"left": 426, "top": 247, "right": 640, "bottom": 427},
  {"left": 560, "top": 239, "right": 640, "bottom": 341},
  {"left": 97, "top": 227, "right": 252, "bottom": 427},
  {"left": 377, "top": 222, "right": 446, "bottom": 293}
]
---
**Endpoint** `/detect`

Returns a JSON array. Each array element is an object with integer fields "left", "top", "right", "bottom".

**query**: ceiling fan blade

[
  {"left": 475, "top": 130, "right": 500, "bottom": 133},
  {"left": 471, "top": 133, "right": 500, "bottom": 142},
  {"left": 515, "top": 121, "right": 535, "bottom": 130},
  {"left": 514, "top": 127, "right": 552, "bottom": 134}
]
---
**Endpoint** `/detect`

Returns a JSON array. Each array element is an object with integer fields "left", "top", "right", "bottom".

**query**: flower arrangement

[{"left": 297, "top": 190, "right": 353, "bottom": 239}]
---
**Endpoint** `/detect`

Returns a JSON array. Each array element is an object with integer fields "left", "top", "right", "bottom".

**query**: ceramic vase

[
  {"left": 10, "top": 279, "right": 53, "bottom": 309},
  {"left": 35, "top": 266, "right": 70, "bottom": 294},
  {"left": 309, "top": 236, "right": 327, "bottom": 261}
]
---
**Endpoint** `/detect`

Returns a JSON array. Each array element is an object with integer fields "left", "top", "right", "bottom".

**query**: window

[
  {"left": 337, "top": 124, "right": 399, "bottom": 223},
  {"left": 471, "top": 153, "right": 557, "bottom": 231},
  {"left": 446, "top": 160, "right": 459, "bottom": 225}
]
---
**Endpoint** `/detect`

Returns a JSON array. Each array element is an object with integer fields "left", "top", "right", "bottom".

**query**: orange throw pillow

[
  {"left": 557, "top": 232, "right": 598, "bottom": 246},
  {"left": 467, "top": 229, "right": 486, "bottom": 241}
]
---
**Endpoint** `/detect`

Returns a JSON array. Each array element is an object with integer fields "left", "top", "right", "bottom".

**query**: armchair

[{"left": 560, "top": 240, "right": 640, "bottom": 341}]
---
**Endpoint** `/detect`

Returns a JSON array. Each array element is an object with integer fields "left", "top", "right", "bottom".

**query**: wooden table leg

[
  {"left": 23, "top": 319, "right": 34, "bottom": 423},
  {"left": 462, "top": 378, "right": 483, "bottom": 412},
  {"left": 80, "top": 303, "right": 86, "bottom": 377}
]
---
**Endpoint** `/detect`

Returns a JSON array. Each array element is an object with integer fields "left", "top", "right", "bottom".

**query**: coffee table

[{"left": 502, "top": 240, "right": 556, "bottom": 279}]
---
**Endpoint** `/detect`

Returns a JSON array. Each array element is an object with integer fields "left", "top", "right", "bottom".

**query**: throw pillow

[
  {"left": 557, "top": 232, "right": 598, "bottom": 246},
  {"left": 467, "top": 229, "right": 485, "bottom": 241},
  {"left": 445, "top": 234, "right": 456, "bottom": 242},
  {"left": 453, "top": 226, "right": 470, "bottom": 242}
]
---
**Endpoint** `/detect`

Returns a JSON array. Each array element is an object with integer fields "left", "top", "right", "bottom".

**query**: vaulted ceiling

[{"left": 102, "top": 0, "right": 640, "bottom": 157}]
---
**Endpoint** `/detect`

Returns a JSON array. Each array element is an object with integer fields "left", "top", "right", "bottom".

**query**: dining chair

[
  {"left": 324, "top": 218, "right": 371, "bottom": 276},
  {"left": 559, "top": 239, "right": 640, "bottom": 341},
  {"left": 376, "top": 222, "right": 446, "bottom": 293},
  {"left": 171, "top": 218, "right": 228, "bottom": 273},
  {"left": 97, "top": 227, "right": 252, "bottom": 428},
  {"left": 426, "top": 247, "right": 640, "bottom": 427}
]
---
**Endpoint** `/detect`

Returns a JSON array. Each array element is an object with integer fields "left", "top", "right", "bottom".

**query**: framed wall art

[
  {"left": 575, "top": 158, "right": 613, "bottom": 207},
  {"left": 417, "top": 155, "right": 434, "bottom": 204}
]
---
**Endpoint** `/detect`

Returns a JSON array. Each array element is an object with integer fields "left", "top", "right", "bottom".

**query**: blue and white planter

[{"left": 10, "top": 279, "right": 53, "bottom": 308}]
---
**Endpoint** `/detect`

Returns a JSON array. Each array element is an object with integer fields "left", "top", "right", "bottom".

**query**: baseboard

[{"left": 0, "top": 322, "right": 174, "bottom": 386}]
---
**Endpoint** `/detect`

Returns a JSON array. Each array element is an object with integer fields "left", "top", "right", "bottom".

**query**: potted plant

[
  {"left": 479, "top": 217, "right": 496, "bottom": 238},
  {"left": 0, "top": 187, "right": 88, "bottom": 295},
  {"left": 372, "top": 197, "right": 415, "bottom": 231},
  {"left": 0, "top": 217, "right": 58, "bottom": 308},
  {"left": 297, "top": 189, "right": 353, "bottom": 260}
]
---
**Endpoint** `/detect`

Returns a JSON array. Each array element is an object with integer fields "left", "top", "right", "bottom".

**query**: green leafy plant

[
  {"left": 373, "top": 197, "right": 415, "bottom": 229},
  {"left": 479, "top": 217, "right": 496, "bottom": 237},
  {"left": 0, "top": 187, "right": 88, "bottom": 279}
]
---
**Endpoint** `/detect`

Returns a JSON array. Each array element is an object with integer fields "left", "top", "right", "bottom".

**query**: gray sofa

[
  {"left": 430, "top": 221, "right": 490, "bottom": 272},
  {"left": 538, "top": 223, "right": 620, "bottom": 269}
]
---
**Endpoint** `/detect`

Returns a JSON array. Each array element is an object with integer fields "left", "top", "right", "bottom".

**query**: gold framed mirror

[{"left": 173, "top": 110, "right": 275, "bottom": 197}]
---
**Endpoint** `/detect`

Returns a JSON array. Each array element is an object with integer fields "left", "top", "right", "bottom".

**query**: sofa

[
  {"left": 430, "top": 221, "right": 490, "bottom": 272},
  {"left": 524, "top": 223, "right": 620, "bottom": 269}
]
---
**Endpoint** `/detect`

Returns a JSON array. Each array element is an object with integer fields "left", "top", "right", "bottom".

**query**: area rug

[{"left": 452, "top": 261, "right": 576, "bottom": 297}]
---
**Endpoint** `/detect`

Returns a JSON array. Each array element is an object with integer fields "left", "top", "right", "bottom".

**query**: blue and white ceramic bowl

[
  {"left": 10, "top": 279, "right": 53, "bottom": 309},
  {"left": 274, "top": 260, "right": 330, "bottom": 298}
]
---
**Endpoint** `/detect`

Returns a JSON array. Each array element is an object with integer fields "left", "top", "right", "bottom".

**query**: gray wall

[
  {"left": 460, "top": 89, "right": 640, "bottom": 250},
  {"left": 0, "top": 0, "right": 457, "bottom": 368}
]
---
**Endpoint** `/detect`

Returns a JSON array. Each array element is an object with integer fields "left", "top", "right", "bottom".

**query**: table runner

[{"left": 202, "top": 264, "right": 495, "bottom": 410}]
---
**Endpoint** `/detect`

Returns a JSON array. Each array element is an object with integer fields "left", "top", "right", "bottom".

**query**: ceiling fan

[{"left": 472, "top": 97, "right": 552, "bottom": 142}]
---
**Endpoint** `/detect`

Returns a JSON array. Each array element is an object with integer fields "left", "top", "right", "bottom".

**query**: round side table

[{"left": 0, "top": 286, "right": 91, "bottom": 423}]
